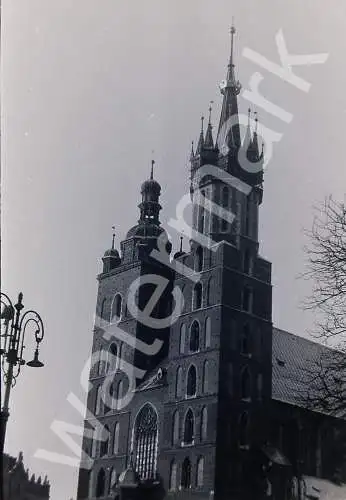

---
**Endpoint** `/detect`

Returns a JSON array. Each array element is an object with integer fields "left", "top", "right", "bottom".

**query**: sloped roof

[{"left": 272, "top": 327, "right": 332, "bottom": 408}]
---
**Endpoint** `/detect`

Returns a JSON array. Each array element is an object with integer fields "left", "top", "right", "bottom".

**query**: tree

[{"left": 303, "top": 196, "right": 346, "bottom": 417}]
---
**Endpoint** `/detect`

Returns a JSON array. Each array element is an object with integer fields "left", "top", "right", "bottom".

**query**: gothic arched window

[
  {"left": 181, "top": 458, "right": 192, "bottom": 489},
  {"left": 239, "top": 412, "right": 250, "bottom": 447},
  {"left": 117, "top": 380, "right": 123, "bottom": 410},
  {"left": 193, "top": 283, "right": 202, "bottom": 310},
  {"left": 241, "top": 325, "right": 251, "bottom": 354},
  {"left": 95, "top": 385, "right": 103, "bottom": 416},
  {"left": 107, "top": 343, "right": 118, "bottom": 373},
  {"left": 221, "top": 186, "right": 229, "bottom": 232},
  {"left": 100, "top": 298, "right": 107, "bottom": 321},
  {"left": 133, "top": 404, "right": 158, "bottom": 480},
  {"left": 200, "top": 406, "right": 208, "bottom": 441},
  {"left": 241, "top": 367, "right": 251, "bottom": 400},
  {"left": 176, "top": 367, "right": 183, "bottom": 399},
  {"left": 195, "top": 246, "right": 203, "bottom": 272},
  {"left": 198, "top": 191, "right": 205, "bottom": 234},
  {"left": 112, "top": 294, "right": 122, "bottom": 322},
  {"left": 172, "top": 410, "right": 179, "bottom": 445},
  {"left": 100, "top": 425, "right": 110, "bottom": 457},
  {"left": 206, "top": 279, "right": 213, "bottom": 306},
  {"left": 109, "top": 468, "right": 117, "bottom": 495},
  {"left": 196, "top": 457, "right": 204, "bottom": 487},
  {"left": 180, "top": 324, "right": 186, "bottom": 354},
  {"left": 96, "top": 468, "right": 105, "bottom": 498},
  {"left": 202, "top": 361, "right": 209, "bottom": 393},
  {"left": 186, "top": 365, "right": 197, "bottom": 397},
  {"left": 169, "top": 460, "right": 177, "bottom": 491},
  {"left": 184, "top": 409, "right": 194, "bottom": 444},
  {"left": 205, "top": 317, "right": 211, "bottom": 348},
  {"left": 190, "top": 321, "right": 200, "bottom": 352},
  {"left": 113, "top": 422, "right": 120, "bottom": 454}
]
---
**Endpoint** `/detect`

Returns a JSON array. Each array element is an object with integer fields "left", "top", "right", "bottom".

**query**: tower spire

[
  {"left": 111, "top": 226, "right": 115, "bottom": 250},
  {"left": 216, "top": 23, "right": 242, "bottom": 153},
  {"left": 204, "top": 101, "right": 214, "bottom": 148},
  {"left": 196, "top": 115, "right": 205, "bottom": 154}
]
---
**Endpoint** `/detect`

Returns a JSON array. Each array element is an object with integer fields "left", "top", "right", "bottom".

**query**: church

[{"left": 76, "top": 27, "right": 346, "bottom": 500}]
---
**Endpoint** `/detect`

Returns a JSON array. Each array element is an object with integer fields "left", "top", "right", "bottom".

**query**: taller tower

[{"left": 77, "top": 26, "right": 273, "bottom": 500}]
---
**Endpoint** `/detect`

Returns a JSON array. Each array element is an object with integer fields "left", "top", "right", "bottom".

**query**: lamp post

[{"left": 0, "top": 292, "right": 45, "bottom": 499}]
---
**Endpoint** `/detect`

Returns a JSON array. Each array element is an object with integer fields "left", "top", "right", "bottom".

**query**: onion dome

[{"left": 102, "top": 228, "right": 121, "bottom": 273}]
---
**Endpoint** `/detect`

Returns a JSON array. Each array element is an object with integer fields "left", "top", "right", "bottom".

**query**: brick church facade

[{"left": 77, "top": 27, "right": 345, "bottom": 500}]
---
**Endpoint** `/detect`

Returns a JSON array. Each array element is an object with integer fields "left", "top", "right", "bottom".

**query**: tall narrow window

[
  {"left": 241, "top": 367, "right": 251, "bottom": 400},
  {"left": 109, "top": 468, "right": 117, "bottom": 495},
  {"left": 112, "top": 294, "right": 122, "bottom": 322},
  {"left": 198, "top": 190, "right": 205, "bottom": 234},
  {"left": 243, "top": 250, "right": 252, "bottom": 275},
  {"left": 221, "top": 186, "right": 229, "bottom": 232},
  {"left": 88, "top": 470, "right": 94, "bottom": 498},
  {"left": 100, "top": 298, "right": 107, "bottom": 321},
  {"left": 172, "top": 411, "right": 179, "bottom": 445},
  {"left": 113, "top": 422, "right": 120, "bottom": 454},
  {"left": 176, "top": 367, "right": 183, "bottom": 399},
  {"left": 241, "top": 325, "right": 251, "bottom": 355},
  {"left": 133, "top": 404, "right": 158, "bottom": 480},
  {"left": 190, "top": 321, "right": 200, "bottom": 352},
  {"left": 181, "top": 458, "right": 192, "bottom": 489},
  {"left": 239, "top": 412, "right": 249, "bottom": 447},
  {"left": 200, "top": 406, "right": 208, "bottom": 441},
  {"left": 184, "top": 409, "right": 194, "bottom": 444},
  {"left": 195, "top": 246, "right": 203, "bottom": 272},
  {"left": 100, "top": 425, "right": 110, "bottom": 457},
  {"left": 196, "top": 457, "right": 204, "bottom": 487},
  {"left": 96, "top": 468, "right": 105, "bottom": 498},
  {"left": 187, "top": 365, "right": 197, "bottom": 397},
  {"left": 202, "top": 361, "right": 209, "bottom": 393},
  {"left": 193, "top": 283, "right": 202, "bottom": 310},
  {"left": 95, "top": 386, "right": 103, "bottom": 416},
  {"left": 205, "top": 317, "right": 211, "bottom": 348},
  {"left": 206, "top": 279, "right": 213, "bottom": 306},
  {"left": 169, "top": 461, "right": 177, "bottom": 491},
  {"left": 180, "top": 324, "right": 186, "bottom": 354},
  {"left": 245, "top": 194, "right": 251, "bottom": 236},
  {"left": 242, "top": 286, "right": 252, "bottom": 313},
  {"left": 107, "top": 343, "right": 118, "bottom": 373},
  {"left": 117, "top": 380, "right": 123, "bottom": 410},
  {"left": 91, "top": 428, "right": 98, "bottom": 458}
]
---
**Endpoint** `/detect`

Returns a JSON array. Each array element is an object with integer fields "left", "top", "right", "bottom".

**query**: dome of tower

[
  {"left": 103, "top": 247, "right": 120, "bottom": 259},
  {"left": 141, "top": 177, "right": 161, "bottom": 197}
]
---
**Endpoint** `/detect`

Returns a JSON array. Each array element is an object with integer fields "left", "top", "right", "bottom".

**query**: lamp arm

[{"left": 18, "top": 313, "right": 44, "bottom": 364}]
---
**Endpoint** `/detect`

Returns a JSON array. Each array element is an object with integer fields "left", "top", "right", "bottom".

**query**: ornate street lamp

[{"left": 0, "top": 292, "right": 45, "bottom": 472}]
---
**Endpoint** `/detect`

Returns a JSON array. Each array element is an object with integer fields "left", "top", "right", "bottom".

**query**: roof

[{"left": 272, "top": 328, "right": 334, "bottom": 409}]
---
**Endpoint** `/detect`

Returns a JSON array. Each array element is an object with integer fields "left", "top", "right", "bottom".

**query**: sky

[{"left": 2, "top": 0, "right": 346, "bottom": 499}]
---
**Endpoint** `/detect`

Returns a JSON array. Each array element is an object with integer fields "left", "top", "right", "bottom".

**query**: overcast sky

[{"left": 2, "top": 1, "right": 346, "bottom": 499}]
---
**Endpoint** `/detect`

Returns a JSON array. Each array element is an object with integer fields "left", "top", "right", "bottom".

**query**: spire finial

[
  {"left": 179, "top": 236, "right": 183, "bottom": 253},
  {"left": 201, "top": 115, "right": 205, "bottom": 133},
  {"left": 111, "top": 226, "right": 115, "bottom": 249},
  {"left": 208, "top": 101, "right": 214, "bottom": 124},
  {"left": 230, "top": 19, "right": 236, "bottom": 67},
  {"left": 254, "top": 111, "right": 258, "bottom": 134},
  {"left": 248, "top": 107, "right": 251, "bottom": 126},
  {"left": 150, "top": 150, "right": 155, "bottom": 180}
]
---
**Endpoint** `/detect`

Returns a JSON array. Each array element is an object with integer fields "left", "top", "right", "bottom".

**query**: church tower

[{"left": 77, "top": 25, "right": 273, "bottom": 500}]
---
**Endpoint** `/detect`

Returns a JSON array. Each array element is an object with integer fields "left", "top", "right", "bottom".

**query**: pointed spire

[
  {"left": 179, "top": 236, "right": 183, "bottom": 253},
  {"left": 111, "top": 226, "right": 115, "bottom": 250},
  {"left": 196, "top": 115, "right": 205, "bottom": 154},
  {"left": 252, "top": 112, "right": 259, "bottom": 156},
  {"left": 204, "top": 101, "right": 214, "bottom": 148},
  {"left": 216, "top": 23, "right": 242, "bottom": 153},
  {"left": 190, "top": 140, "right": 195, "bottom": 160},
  {"left": 150, "top": 159, "right": 155, "bottom": 180}
]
